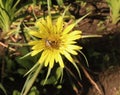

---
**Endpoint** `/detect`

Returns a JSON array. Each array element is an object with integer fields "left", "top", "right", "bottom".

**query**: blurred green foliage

[{"left": 106, "top": 0, "right": 120, "bottom": 24}]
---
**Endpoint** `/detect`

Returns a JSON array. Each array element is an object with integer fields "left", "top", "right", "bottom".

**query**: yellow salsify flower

[{"left": 28, "top": 16, "right": 82, "bottom": 69}]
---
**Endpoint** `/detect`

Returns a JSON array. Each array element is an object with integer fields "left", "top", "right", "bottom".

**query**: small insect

[{"left": 45, "top": 39, "right": 56, "bottom": 47}]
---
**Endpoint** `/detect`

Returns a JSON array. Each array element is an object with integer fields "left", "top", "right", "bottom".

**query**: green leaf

[
  {"left": 13, "top": 90, "right": 20, "bottom": 95},
  {"left": 28, "top": 86, "right": 39, "bottom": 95},
  {"left": 56, "top": 0, "right": 64, "bottom": 7},
  {"left": 0, "top": 83, "right": 7, "bottom": 95},
  {"left": 41, "top": 76, "right": 56, "bottom": 85},
  {"left": 17, "top": 68, "right": 27, "bottom": 75},
  {"left": 40, "top": 67, "right": 63, "bottom": 85},
  {"left": 21, "top": 64, "right": 43, "bottom": 95},
  {"left": 106, "top": 0, "right": 120, "bottom": 24},
  {"left": 0, "top": 0, "right": 29, "bottom": 33},
  {"left": 56, "top": 67, "right": 63, "bottom": 80}
]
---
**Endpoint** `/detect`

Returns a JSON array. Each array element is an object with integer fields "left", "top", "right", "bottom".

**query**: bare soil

[{"left": 87, "top": 66, "right": 120, "bottom": 95}]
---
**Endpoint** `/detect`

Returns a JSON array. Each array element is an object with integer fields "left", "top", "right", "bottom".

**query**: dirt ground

[{"left": 86, "top": 66, "right": 120, "bottom": 95}]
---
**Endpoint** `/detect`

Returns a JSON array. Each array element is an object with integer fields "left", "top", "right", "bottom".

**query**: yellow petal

[
  {"left": 57, "top": 54, "right": 64, "bottom": 68},
  {"left": 36, "top": 18, "right": 47, "bottom": 28},
  {"left": 62, "top": 23, "right": 75, "bottom": 34},
  {"left": 36, "top": 18, "right": 49, "bottom": 34},
  {"left": 67, "top": 45, "right": 82, "bottom": 50},
  {"left": 54, "top": 51, "right": 59, "bottom": 63},
  {"left": 40, "top": 23, "right": 49, "bottom": 33},
  {"left": 31, "top": 49, "right": 42, "bottom": 56},
  {"left": 65, "top": 40, "right": 76, "bottom": 44},
  {"left": 38, "top": 50, "right": 48, "bottom": 64},
  {"left": 56, "top": 16, "right": 63, "bottom": 33},
  {"left": 29, "top": 31, "right": 41, "bottom": 38},
  {"left": 65, "top": 45, "right": 82, "bottom": 55},
  {"left": 52, "top": 25, "right": 57, "bottom": 33},
  {"left": 31, "top": 42, "right": 44, "bottom": 50},
  {"left": 63, "top": 31, "right": 81, "bottom": 41},
  {"left": 66, "top": 49, "right": 78, "bottom": 55},
  {"left": 68, "top": 30, "right": 82, "bottom": 36},
  {"left": 28, "top": 41, "right": 40, "bottom": 45},
  {"left": 31, "top": 45, "right": 44, "bottom": 52},
  {"left": 49, "top": 53, "right": 55, "bottom": 68},
  {"left": 67, "top": 35, "right": 81, "bottom": 41},
  {"left": 44, "top": 51, "right": 53, "bottom": 67},
  {"left": 61, "top": 50, "right": 74, "bottom": 63},
  {"left": 47, "top": 16, "right": 52, "bottom": 29}
]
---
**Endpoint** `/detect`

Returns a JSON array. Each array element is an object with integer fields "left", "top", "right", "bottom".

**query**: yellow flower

[{"left": 29, "top": 16, "right": 82, "bottom": 68}]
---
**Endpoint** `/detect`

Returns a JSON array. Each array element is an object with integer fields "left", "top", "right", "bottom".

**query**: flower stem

[
  {"left": 21, "top": 64, "right": 43, "bottom": 95},
  {"left": 47, "top": 0, "right": 51, "bottom": 17}
]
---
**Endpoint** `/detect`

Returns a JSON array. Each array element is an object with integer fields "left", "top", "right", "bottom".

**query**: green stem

[
  {"left": 47, "top": 0, "right": 51, "bottom": 17},
  {"left": 12, "top": 0, "right": 20, "bottom": 9},
  {"left": 82, "top": 35, "right": 102, "bottom": 38},
  {"left": 21, "top": 64, "right": 43, "bottom": 95}
]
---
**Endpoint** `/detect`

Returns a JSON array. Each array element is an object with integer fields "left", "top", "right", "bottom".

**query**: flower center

[{"left": 45, "top": 35, "right": 61, "bottom": 49}]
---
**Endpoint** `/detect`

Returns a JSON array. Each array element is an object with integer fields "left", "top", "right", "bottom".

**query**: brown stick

[
  {"left": 79, "top": 63, "right": 102, "bottom": 95},
  {"left": 0, "top": 42, "right": 16, "bottom": 51}
]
